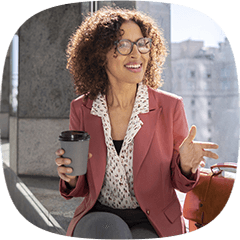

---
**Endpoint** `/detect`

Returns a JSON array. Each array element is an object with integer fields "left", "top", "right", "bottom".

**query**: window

[
  {"left": 187, "top": 69, "right": 196, "bottom": 79},
  {"left": 208, "top": 110, "right": 212, "bottom": 119},
  {"left": 207, "top": 73, "right": 211, "bottom": 78},
  {"left": 205, "top": 69, "right": 212, "bottom": 79},
  {"left": 190, "top": 70, "right": 195, "bottom": 78}
]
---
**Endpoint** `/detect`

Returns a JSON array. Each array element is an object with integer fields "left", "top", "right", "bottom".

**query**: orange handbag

[{"left": 183, "top": 163, "right": 237, "bottom": 229}]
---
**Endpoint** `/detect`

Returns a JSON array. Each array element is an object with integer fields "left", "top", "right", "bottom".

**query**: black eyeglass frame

[{"left": 114, "top": 37, "right": 152, "bottom": 56}]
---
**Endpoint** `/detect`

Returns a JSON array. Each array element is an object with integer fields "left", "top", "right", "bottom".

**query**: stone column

[
  {"left": 12, "top": 4, "right": 82, "bottom": 177},
  {"left": 0, "top": 49, "right": 10, "bottom": 139}
]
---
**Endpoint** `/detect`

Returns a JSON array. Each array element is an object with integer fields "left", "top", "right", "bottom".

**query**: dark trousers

[{"left": 73, "top": 201, "right": 159, "bottom": 239}]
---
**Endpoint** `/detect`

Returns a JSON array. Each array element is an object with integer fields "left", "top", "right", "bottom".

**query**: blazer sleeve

[
  {"left": 170, "top": 98, "right": 200, "bottom": 193},
  {"left": 59, "top": 99, "right": 89, "bottom": 199}
]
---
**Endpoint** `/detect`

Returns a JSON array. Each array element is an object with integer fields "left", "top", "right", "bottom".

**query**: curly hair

[{"left": 66, "top": 7, "right": 168, "bottom": 100}]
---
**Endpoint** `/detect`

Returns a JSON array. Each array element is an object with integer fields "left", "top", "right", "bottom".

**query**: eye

[
  {"left": 138, "top": 42, "right": 146, "bottom": 48},
  {"left": 138, "top": 38, "right": 152, "bottom": 52},
  {"left": 138, "top": 38, "right": 150, "bottom": 47},
  {"left": 118, "top": 40, "right": 131, "bottom": 49}
]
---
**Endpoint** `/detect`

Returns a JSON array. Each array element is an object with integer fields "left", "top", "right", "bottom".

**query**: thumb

[{"left": 185, "top": 125, "right": 197, "bottom": 143}]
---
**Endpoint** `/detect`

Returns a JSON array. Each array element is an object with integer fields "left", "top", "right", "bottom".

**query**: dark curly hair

[{"left": 66, "top": 7, "right": 168, "bottom": 100}]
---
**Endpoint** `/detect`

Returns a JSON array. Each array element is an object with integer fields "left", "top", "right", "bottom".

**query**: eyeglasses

[{"left": 114, "top": 37, "right": 152, "bottom": 56}]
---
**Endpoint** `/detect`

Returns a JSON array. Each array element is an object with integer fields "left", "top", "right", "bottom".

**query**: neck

[{"left": 107, "top": 83, "right": 138, "bottom": 109}]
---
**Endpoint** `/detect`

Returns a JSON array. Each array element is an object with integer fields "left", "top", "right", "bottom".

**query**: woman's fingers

[
  {"left": 55, "top": 148, "right": 65, "bottom": 156},
  {"left": 193, "top": 142, "right": 219, "bottom": 159},
  {"left": 58, "top": 172, "right": 75, "bottom": 182},
  {"left": 184, "top": 125, "right": 197, "bottom": 144},
  {"left": 57, "top": 165, "right": 72, "bottom": 174},
  {"left": 55, "top": 148, "right": 89, "bottom": 185},
  {"left": 55, "top": 157, "right": 71, "bottom": 166},
  {"left": 202, "top": 150, "right": 219, "bottom": 159},
  {"left": 194, "top": 142, "right": 219, "bottom": 150},
  {"left": 57, "top": 166, "right": 76, "bottom": 182},
  {"left": 56, "top": 151, "right": 92, "bottom": 182}
]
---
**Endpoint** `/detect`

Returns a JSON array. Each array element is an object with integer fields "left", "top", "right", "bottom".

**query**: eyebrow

[{"left": 119, "top": 37, "right": 145, "bottom": 43}]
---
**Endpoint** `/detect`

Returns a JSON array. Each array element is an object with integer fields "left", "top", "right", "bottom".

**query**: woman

[{"left": 55, "top": 7, "right": 218, "bottom": 238}]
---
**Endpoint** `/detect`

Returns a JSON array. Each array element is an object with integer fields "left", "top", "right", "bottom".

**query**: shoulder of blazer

[
  {"left": 148, "top": 86, "right": 183, "bottom": 101},
  {"left": 148, "top": 86, "right": 183, "bottom": 109},
  {"left": 71, "top": 95, "right": 93, "bottom": 110}
]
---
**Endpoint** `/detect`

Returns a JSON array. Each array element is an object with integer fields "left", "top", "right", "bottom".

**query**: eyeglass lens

[{"left": 117, "top": 38, "right": 151, "bottom": 55}]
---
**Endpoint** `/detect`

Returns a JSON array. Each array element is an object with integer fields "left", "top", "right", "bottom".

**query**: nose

[{"left": 130, "top": 43, "right": 141, "bottom": 58}]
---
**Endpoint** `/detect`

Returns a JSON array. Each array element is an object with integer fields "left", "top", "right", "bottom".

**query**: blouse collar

[{"left": 90, "top": 81, "right": 149, "bottom": 118}]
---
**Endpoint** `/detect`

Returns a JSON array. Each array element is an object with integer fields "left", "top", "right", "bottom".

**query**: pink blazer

[{"left": 60, "top": 86, "right": 200, "bottom": 237}]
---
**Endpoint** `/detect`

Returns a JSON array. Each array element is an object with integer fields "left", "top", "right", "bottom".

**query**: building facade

[{"left": 171, "top": 39, "right": 239, "bottom": 167}]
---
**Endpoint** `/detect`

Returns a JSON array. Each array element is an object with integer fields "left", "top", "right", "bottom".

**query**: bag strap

[{"left": 210, "top": 162, "right": 237, "bottom": 174}]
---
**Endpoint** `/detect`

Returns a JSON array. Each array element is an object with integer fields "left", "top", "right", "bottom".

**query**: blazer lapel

[
  {"left": 133, "top": 88, "right": 162, "bottom": 178},
  {"left": 83, "top": 98, "right": 107, "bottom": 199}
]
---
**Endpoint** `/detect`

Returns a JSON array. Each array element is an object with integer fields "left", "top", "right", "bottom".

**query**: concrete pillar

[
  {"left": 0, "top": 49, "right": 10, "bottom": 139},
  {"left": 12, "top": 4, "right": 83, "bottom": 177}
]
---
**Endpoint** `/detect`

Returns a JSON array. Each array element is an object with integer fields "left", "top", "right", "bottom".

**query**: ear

[{"left": 113, "top": 48, "right": 118, "bottom": 58}]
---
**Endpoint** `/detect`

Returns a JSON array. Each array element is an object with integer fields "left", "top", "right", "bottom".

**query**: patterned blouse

[{"left": 90, "top": 82, "right": 149, "bottom": 209}]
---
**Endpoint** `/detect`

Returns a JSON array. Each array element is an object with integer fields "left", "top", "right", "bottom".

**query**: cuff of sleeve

[
  {"left": 59, "top": 179, "right": 74, "bottom": 199},
  {"left": 59, "top": 175, "right": 88, "bottom": 199},
  {"left": 174, "top": 154, "right": 200, "bottom": 189}
]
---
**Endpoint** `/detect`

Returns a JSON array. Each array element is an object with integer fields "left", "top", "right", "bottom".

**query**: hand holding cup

[
  {"left": 55, "top": 149, "right": 77, "bottom": 187},
  {"left": 55, "top": 149, "right": 92, "bottom": 188}
]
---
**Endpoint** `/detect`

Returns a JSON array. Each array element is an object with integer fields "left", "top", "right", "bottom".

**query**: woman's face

[{"left": 105, "top": 20, "right": 150, "bottom": 86}]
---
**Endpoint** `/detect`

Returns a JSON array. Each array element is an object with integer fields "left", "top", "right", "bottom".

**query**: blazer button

[{"left": 146, "top": 210, "right": 150, "bottom": 215}]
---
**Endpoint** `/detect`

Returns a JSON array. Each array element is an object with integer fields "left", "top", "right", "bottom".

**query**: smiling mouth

[{"left": 125, "top": 63, "right": 142, "bottom": 69}]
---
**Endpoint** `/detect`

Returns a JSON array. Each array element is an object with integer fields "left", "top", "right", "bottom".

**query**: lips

[
  {"left": 125, "top": 63, "right": 141, "bottom": 69},
  {"left": 125, "top": 63, "right": 142, "bottom": 69},
  {"left": 124, "top": 63, "right": 142, "bottom": 72}
]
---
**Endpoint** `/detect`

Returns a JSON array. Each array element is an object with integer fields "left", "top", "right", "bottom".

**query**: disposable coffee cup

[{"left": 59, "top": 131, "right": 90, "bottom": 176}]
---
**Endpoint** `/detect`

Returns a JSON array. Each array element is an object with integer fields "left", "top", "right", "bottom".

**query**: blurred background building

[{"left": 171, "top": 39, "right": 239, "bottom": 167}]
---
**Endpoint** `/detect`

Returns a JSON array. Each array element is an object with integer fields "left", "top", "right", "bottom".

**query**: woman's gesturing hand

[{"left": 179, "top": 125, "right": 219, "bottom": 175}]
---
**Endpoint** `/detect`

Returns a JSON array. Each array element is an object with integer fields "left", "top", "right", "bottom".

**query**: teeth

[{"left": 125, "top": 64, "right": 141, "bottom": 69}]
